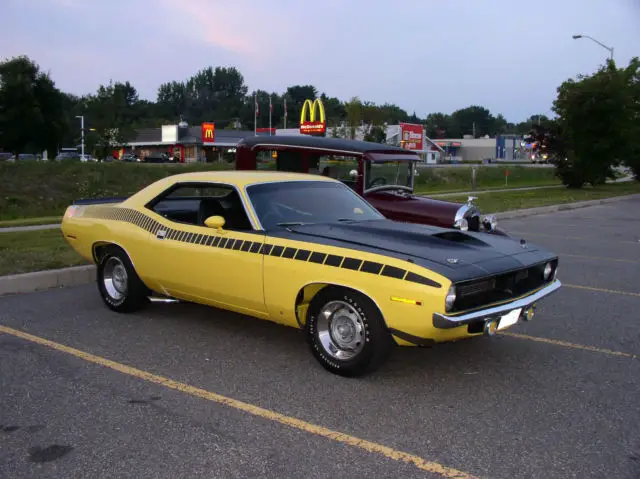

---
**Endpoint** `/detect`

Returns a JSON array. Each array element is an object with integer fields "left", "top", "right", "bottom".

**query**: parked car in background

[
  {"left": 235, "top": 135, "right": 504, "bottom": 235},
  {"left": 142, "top": 153, "right": 174, "bottom": 163},
  {"left": 7, "top": 153, "right": 38, "bottom": 162}
]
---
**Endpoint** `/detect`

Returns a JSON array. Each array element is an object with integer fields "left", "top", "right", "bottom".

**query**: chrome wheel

[
  {"left": 316, "top": 300, "right": 366, "bottom": 360},
  {"left": 102, "top": 256, "right": 128, "bottom": 302}
]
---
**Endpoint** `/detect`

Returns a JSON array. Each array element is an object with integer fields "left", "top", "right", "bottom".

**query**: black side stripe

[{"left": 82, "top": 206, "right": 442, "bottom": 288}]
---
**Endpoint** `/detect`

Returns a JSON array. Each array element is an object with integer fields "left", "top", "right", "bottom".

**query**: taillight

[{"left": 65, "top": 205, "right": 80, "bottom": 218}]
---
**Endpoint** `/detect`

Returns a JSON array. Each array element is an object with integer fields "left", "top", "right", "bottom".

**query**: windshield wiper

[
  {"left": 337, "top": 218, "right": 358, "bottom": 223},
  {"left": 276, "top": 222, "right": 313, "bottom": 227}
]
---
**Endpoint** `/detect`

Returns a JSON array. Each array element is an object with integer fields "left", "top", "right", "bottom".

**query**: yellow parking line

[
  {"left": 564, "top": 284, "right": 640, "bottom": 297},
  {"left": 502, "top": 332, "right": 637, "bottom": 359},
  {"left": 0, "top": 325, "right": 478, "bottom": 479}
]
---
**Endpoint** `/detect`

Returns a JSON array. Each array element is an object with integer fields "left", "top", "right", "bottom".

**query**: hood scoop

[{"left": 430, "top": 231, "right": 489, "bottom": 246}]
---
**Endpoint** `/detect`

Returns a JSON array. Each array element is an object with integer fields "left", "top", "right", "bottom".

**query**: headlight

[
  {"left": 482, "top": 214, "right": 498, "bottom": 231},
  {"left": 454, "top": 218, "right": 468, "bottom": 231},
  {"left": 445, "top": 285, "right": 456, "bottom": 312},
  {"left": 543, "top": 262, "right": 553, "bottom": 280}
]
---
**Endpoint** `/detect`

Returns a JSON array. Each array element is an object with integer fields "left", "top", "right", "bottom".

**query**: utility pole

[
  {"left": 572, "top": 34, "right": 614, "bottom": 60},
  {"left": 76, "top": 115, "right": 85, "bottom": 160}
]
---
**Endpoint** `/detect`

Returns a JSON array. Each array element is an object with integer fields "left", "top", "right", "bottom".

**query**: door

[{"left": 144, "top": 182, "right": 267, "bottom": 317}]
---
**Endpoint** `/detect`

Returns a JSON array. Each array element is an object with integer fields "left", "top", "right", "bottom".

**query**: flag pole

[
  {"left": 269, "top": 95, "right": 272, "bottom": 136},
  {"left": 254, "top": 92, "right": 257, "bottom": 136},
  {"left": 284, "top": 97, "right": 287, "bottom": 129}
]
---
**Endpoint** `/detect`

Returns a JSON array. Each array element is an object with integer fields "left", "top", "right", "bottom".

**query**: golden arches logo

[
  {"left": 300, "top": 99, "right": 326, "bottom": 135},
  {"left": 201, "top": 122, "right": 215, "bottom": 142}
]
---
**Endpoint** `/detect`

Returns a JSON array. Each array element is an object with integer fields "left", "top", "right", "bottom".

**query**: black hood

[{"left": 273, "top": 219, "right": 557, "bottom": 282}]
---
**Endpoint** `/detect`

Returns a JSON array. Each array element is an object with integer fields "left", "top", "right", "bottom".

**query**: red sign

[
  {"left": 300, "top": 99, "right": 326, "bottom": 136},
  {"left": 399, "top": 123, "right": 424, "bottom": 150},
  {"left": 201, "top": 122, "right": 215, "bottom": 143},
  {"left": 256, "top": 128, "right": 276, "bottom": 135}
]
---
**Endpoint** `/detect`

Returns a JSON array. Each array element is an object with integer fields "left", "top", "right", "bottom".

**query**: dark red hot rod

[{"left": 235, "top": 135, "right": 504, "bottom": 235}]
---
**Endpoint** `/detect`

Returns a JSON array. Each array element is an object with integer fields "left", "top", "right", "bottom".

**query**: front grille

[{"left": 452, "top": 259, "right": 558, "bottom": 313}]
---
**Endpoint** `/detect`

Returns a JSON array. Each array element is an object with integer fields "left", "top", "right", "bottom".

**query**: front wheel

[
  {"left": 305, "top": 287, "right": 394, "bottom": 377},
  {"left": 97, "top": 246, "right": 149, "bottom": 313}
]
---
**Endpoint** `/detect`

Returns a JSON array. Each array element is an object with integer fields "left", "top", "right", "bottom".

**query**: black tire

[
  {"left": 305, "top": 286, "right": 394, "bottom": 377},
  {"left": 96, "top": 245, "right": 149, "bottom": 313}
]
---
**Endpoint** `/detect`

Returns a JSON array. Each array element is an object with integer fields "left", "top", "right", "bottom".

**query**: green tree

[
  {"left": 157, "top": 66, "right": 248, "bottom": 127},
  {"left": 550, "top": 58, "right": 639, "bottom": 187},
  {"left": 343, "top": 96, "right": 364, "bottom": 139},
  {"left": 0, "top": 55, "right": 67, "bottom": 158},
  {"left": 425, "top": 112, "right": 452, "bottom": 138},
  {"left": 623, "top": 59, "right": 640, "bottom": 180},
  {"left": 80, "top": 81, "right": 140, "bottom": 158},
  {"left": 450, "top": 105, "right": 496, "bottom": 138}
]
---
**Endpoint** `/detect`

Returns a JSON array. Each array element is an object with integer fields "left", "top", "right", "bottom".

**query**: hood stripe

[{"left": 80, "top": 206, "right": 442, "bottom": 289}]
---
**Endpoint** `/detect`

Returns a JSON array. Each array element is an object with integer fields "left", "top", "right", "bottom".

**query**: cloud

[{"left": 157, "top": 0, "right": 278, "bottom": 57}]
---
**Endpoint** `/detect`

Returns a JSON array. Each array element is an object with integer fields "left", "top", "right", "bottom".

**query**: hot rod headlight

[
  {"left": 445, "top": 285, "right": 456, "bottom": 312},
  {"left": 482, "top": 214, "right": 498, "bottom": 231},
  {"left": 454, "top": 218, "right": 469, "bottom": 231}
]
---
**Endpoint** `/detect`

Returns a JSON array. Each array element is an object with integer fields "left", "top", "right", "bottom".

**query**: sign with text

[
  {"left": 399, "top": 123, "right": 424, "bottom": 150},
  {"left": 201, "top": 122, "right": 215, "bottom": 143},
  {"left": 300, "top": 99, "right": 326, "bottom": 135}
]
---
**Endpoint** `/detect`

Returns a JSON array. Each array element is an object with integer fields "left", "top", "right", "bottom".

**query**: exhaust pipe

[
  {"left": 484, "top": 320, "right": 498, "bottom": 336},
  {"left": 522, "top": 305, "right": 536, "bottom": 321}
]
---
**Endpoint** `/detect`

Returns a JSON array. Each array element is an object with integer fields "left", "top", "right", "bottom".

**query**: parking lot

[{"left": 1, "top": 197, "right": 639, "bottom": 479}]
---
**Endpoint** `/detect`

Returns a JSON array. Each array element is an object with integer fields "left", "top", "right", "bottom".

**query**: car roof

[
  {"left": 237, "top": 134, "right": 421, "bottom": 156},
  {"left": 161, "top": 170, "right": 338, "bottom": 188}
]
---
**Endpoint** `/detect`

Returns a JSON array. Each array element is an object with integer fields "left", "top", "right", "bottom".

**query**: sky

[{"left": 1, "top": 0, "right": 639, "bottom": 123}]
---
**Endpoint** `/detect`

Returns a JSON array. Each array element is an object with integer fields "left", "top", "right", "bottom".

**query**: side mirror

[{"left": 204, "top": 215, "right": 226, "bottom": 232}]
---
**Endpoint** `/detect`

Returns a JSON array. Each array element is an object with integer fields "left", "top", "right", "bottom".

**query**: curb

[
  {"left": 0, "top": 223, "right": 60, "bottom": 233},
  {"left": 0, "top": 265, "right": 95, "bottom": 297},
  {"left": 494, "top": 193, "right": 640, "bottom": 220}
]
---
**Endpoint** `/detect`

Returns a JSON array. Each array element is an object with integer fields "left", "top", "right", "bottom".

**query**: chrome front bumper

[{"left": 432, "top": 280, "right": 562, "bottom": 329}]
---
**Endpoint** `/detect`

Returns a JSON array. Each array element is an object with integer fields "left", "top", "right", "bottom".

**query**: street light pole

[
  {"left": 572, "top": 34, "right": 614, "bottom": 60},
  {"left": 75, "top": 115, "right": 84, "bottom": 160}
]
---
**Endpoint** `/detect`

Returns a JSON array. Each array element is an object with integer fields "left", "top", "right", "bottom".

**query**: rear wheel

[
  {"left": 97, "top": 246, "right": 149, "bottom": 313},
  {"left": 305, "top": 287, "right": 394, "bottom": 377}
]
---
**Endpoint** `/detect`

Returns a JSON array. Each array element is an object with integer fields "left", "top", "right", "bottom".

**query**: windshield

[
  {"left": 364, "top": 160, "right": 414, "bottom": 191},
  {"left": 246, "top": 180, "right": 384, "bottom": 230}
]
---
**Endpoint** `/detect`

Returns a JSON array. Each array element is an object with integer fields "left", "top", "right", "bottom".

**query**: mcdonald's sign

[
  {"left": 299, "top": 99, "right": 326, "bottom": 135},
  {"left": 201, "top": 122, "right": 215, "bottom": 143}
]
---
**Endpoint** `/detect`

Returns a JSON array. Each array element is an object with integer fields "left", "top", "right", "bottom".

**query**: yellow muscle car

[{"left": 61, "top": 171, "right": 561, "bottom": 377}]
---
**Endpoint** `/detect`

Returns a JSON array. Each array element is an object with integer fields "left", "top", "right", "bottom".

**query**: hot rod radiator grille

[
  {"left": 453, "top": 260, "right": 557, "bottom": 312},
  {"left": 467, "top": 215, "right": 480, "bottom": 231}
]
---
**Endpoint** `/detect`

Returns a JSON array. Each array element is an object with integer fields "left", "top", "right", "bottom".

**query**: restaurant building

[{"left": 116, "top": 122, "right": 255, "bottom": 163}]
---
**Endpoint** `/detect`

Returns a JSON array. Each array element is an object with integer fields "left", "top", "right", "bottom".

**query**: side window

[
  {"left": 256, "top": 150, "right": 277, "bottom": 170},
  {"left": 317, "top": 155, "right": 359, "bottom": 188},
  {"left": 147, "top": 183, "right": 253, "bottom": 231}
]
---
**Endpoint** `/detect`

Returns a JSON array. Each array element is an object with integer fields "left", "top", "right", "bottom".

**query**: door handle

[{"left": 156, "top": 229, "right": 167, "bottom": 240}]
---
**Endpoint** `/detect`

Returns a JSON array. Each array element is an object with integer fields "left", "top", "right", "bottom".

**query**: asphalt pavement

[{"left": 1, "top": 198, "right": 639, "bottom": 478}]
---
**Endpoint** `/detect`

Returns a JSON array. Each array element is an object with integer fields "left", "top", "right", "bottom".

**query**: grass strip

[
  {"left": 440, "top": 182, "right": 640, "bottom": 213},
  {"left": 1, "top": 161, "right": 559, "bottom": 220},
  {"left": 0, "top": 228, "right": 88, "bottom": 276}
]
